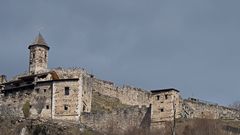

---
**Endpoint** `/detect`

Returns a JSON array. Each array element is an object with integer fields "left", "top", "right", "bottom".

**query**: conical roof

[
  {"left": 29, "top": 33, "right": 49, "bottom": 50},
  {"left": 32, "top": 33, "right": 48, "bottom": 46}
]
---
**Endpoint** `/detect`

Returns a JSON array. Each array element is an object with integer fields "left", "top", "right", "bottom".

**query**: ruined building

[{"left": 0, "top": 34, "right": 239, "bottom": 131}]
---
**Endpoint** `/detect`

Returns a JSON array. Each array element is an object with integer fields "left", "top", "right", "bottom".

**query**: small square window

[
  {"left": 64, "top": 105, "right": 68, "bottom": 111},
  {"left": 65, "top": 87, "right": 70, "bottom": 95},
  {"left": 44, "top": 89, "right": 46, "bottom": 93},
  {"left": 46, "top": 105, "right": 49, "bottom": 109},
  {"left": 160, "top": 108, "right": 164, "bottom": 112},
  {"left": 156, "top": 95, "right": 160, "bottom": 100}
]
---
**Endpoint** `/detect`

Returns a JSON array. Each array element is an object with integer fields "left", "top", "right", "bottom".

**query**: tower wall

[{"left": 29, "top": 45, "right": 49, "bottom": 74}]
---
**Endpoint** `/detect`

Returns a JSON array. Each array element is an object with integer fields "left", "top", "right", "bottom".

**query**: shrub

[{"left": 22, "top": 100, "right": 31, "bottom": 118}]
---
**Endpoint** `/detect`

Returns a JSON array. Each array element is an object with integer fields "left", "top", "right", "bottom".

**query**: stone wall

[
  {"left": 29, "top": 46, "right": 49, "bottom": 74},
  {"left": 82, "top": 75, "right": 93, "bottom": 113},
  {"left": 0, "top": 84, "right": 52, "bottom": 118},
  {"left": 52, "top": 80, "right": 81, "bottom": 121},
  {"left": 0, "top": 75, "right": 7, "bottom": 84},
  {"left": 81, "top": 106, "right": 151, "bottom": 133},
  {"left": 34, "top": 82, "right": 52, "bottom": 118},
  {"left": 183, "top": 99, "right": 240, "bottom": 120},
  {"left": 151, "top": 90, "right": 182, "bottom": 124},
  {"left": 92, "top": 78, "right": 151, "bottom": 107}
]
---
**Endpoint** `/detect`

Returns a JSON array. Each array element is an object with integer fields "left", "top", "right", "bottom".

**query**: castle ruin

[{"left": 0, "top": 34, "right": 239, "bottom": 131}]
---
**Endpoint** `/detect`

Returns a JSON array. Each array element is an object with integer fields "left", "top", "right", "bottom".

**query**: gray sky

[{"left": 0, "top": 0, "right": 240, "bottom": 105}]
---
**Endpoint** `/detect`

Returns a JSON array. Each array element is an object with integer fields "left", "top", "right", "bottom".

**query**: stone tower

[{"left": 28, "top": 33, "right": 50, "bottom": 74}]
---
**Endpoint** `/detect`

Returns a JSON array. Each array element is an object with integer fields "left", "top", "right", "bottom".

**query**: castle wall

[
  {"left": 81, "top": 106, "right": 151, "bottom": 133},
  {"left": 82, "top": 75, "right": 93, "bottom": 112},
  {"left": 0, "top": 84, "right": 52, "bottom": 118},
  {"left": 34, "top": 83, "right": 52, "bottom": 118},
  {"left": 183, "top": 99, "right": 240, "bottom": 120},
  {"left": 151, "top": 90, "right": 182, "bottom": 125},
  {"left": 92, "top": 78, "right": 151, "bottom": 107},
  {"left": 52, "top": 80, "right": 82, "bottom": 121}
]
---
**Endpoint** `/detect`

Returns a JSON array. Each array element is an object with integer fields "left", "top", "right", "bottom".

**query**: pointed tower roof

[{"left": 28, "top": 33, "right": 50, "bottom": 50}]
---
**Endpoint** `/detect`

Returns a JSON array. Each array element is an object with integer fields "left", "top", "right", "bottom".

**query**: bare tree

[{"left": 35, "top": 96, "right": 47, "bottom": 114}]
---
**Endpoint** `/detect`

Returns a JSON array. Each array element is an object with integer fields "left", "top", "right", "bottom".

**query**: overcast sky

[{"left": 0, "top": 0, "right": 240, "bottom": 105}]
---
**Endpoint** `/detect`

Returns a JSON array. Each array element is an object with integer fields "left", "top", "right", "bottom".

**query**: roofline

[
  {"left": 151, "top": 88, "right": 180, "bottom": 93},
  {"left": 37, "top": 78, "right": 79, "bottom": 84},
  {"left": 28, "top": 44, "right": 50, "bottom": 50}
]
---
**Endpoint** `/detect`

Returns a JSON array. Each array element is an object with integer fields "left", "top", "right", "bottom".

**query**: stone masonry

[{"left": 0, "top": 34, "right": 239, "bottom": 132}]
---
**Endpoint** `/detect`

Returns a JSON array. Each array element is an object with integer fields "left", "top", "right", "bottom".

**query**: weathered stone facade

[
  {"left": 28, "top": 33, "right": 49, "bottom": 74},
  {"left": 0, "top": 34, "right": 239, "bottom": 132},
  {"left": 150, "top": 89, "right": 182, "bottom": 128},
  {"left": 182, "top": 98, "right": 240, "bottom": 120}
]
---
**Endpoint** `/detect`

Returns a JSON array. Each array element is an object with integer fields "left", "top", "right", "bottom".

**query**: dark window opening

[
  {"left": 44, "top": 89, "right": 46, "bottom": 93},
  {"left": 160, "top": 108, "right": 164, "bottom": 112},
  {"left": 83, "top": 105, "right": 86, "bottom": 111},
  {"left": 30, "top": 105, "right": 32, "bottom": 108},
  {"left": 64, "top": 105, "right": 68, "bottom": 111},
  {"left": 35, "top": 88, "right": 40, "bottom": 93},
  {"left": 156, "top": 95, "right": 160, "bottom": 100},
  {"left": 46, "top": 105, "right": 49, "bottom": 109},
  {"left": 65, "top": 87, "right": 70, "bottom": 95},
  {"left": 165, "top": 95, "right": 168, "bottom": 100}
]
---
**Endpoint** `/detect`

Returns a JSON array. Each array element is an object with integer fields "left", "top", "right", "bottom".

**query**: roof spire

[{"left": 32, "top": 33, "right": 48, "bottom": 46}]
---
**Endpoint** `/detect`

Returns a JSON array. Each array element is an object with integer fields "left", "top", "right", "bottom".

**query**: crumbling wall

[
  {"left": 81, "top": 106, "right": 150, "bottom": 133},
  {"left": 0, "top": 84, "right": 52, "bottom": 118},
  {"left": 92, "top": 79, "right": 151, "bottom": 107},
  {"left": 52, "top": 68, "right": 87, "bottom": 79},
  {"left": 183, "top": 99, "right": 240, "bottom": 120}
]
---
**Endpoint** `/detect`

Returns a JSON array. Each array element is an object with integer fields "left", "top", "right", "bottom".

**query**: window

[
  {"left": 46, "top": 105, "right": 49, "bottom": 109},
  {"left": 64, "top": 105, "right": 68, "bottom": 111},
  {"left": 35, "top": 88, "right": 40, "bottom": 93},
  {"left": 44, "top": 89, "right": 46, "bottom": 93},
  {"left": 65, "top": 87, "right": 70, "bottom": 95},
  {"left": 83, "top": 105, "right": 86, "bottom": 111},
  {"left": 165, "top": 95, "right": 168, "bottom": 100},
  {"left": 160, "top": 108, "right": 164, "bottom": 112},
  {"left": 156, "top": 95, "right": 160, "bottom": 100}
]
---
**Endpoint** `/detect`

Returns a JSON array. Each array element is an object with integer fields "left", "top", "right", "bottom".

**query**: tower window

[
  {"left": 65, "top": 87, "right": 70, "bottom": 95},
  {"left": 156, "top": 95, "right": 160, "bottom": 100},
  {"left": 46, "top": 105, "right": 49, "bottom": 109},
  {"left": 44, "top": 89, "right": 46, "bottom": 93},
  {"left": 165, "top": 95, "right": 168, "bottom": 100},
  {"left": 64, "top": 105, "right": 68, "bottom": 111}
]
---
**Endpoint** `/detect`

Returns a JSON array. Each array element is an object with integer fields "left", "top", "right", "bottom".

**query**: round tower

[{"left": 28, "top": 33, "right": 50, "bottom": 74}]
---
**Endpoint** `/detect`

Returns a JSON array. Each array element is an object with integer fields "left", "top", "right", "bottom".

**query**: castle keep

[{"left": 0, "top": 34, "right": 239, "bottom": 131}]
